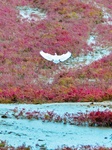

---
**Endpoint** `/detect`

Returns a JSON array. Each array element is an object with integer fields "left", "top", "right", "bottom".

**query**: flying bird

[{"left": 40, "top": 50, "right": 71, "bottom": 63}]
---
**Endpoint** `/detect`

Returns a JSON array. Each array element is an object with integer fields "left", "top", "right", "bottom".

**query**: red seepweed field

[
  {"left": 0, "top": 0, "right": 112, "bottom": 149},
  {"left": 0, "top": 0, "right": 112, "bottom": 103}
]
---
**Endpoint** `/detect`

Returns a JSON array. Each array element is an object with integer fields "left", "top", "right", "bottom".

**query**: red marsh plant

[
  {"left": 87, "top": 109, "right": 112, "bottom": 126},
  {"left": 51, "top": 53, "right": 112, "bottom": 102},
  {"left": 56, "top": 145, "right": 112, "bottom": 150},
  {"left": 0, "top": 0, "right": 112, "bottom": 103},
  {"left": 0, "top": 140, "right": 30, "bottom": 150},
  {"left": 6, "top": 108, "right": 112, "bottom": 127},
  {"left": 0, "top": 140, "right": 112, "bottom": 150}
]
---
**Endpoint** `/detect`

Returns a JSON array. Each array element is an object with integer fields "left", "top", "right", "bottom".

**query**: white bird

[{"left": 40, "top": 50, "right": 71, "bottom": 64}]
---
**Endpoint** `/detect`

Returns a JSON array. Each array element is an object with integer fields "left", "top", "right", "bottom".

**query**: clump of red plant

[{"left": 0, "top": 140, "right": 30, "bottom": 150}]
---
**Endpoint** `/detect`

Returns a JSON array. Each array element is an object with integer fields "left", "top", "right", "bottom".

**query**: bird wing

[
  {"left": 40, "top": 50, "right": 53, "bottom": 61},
  {"left": 59, "top": 51, "right": 71, "bottom": 62}
]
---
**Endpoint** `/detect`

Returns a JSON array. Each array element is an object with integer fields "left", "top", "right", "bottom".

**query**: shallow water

[{"left": 0, "top": 103, "right": 112, "bottom": 149}]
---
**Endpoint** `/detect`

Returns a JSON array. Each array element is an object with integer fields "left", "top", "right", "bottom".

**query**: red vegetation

[
  {"left": 0, "top": 140, "right": 112, "bottom": 150},
  {"left": 0, "top": 0, "right": 112, "bottom": 103},
  {"left": 7, "top": 108, "right": 112, "bottom": 127},
  {"left": 56, "top": 145, "right": 112, "bottom": 150},
  {"left": 0, "top": 140, "right": 30, "bottom": 150}
]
